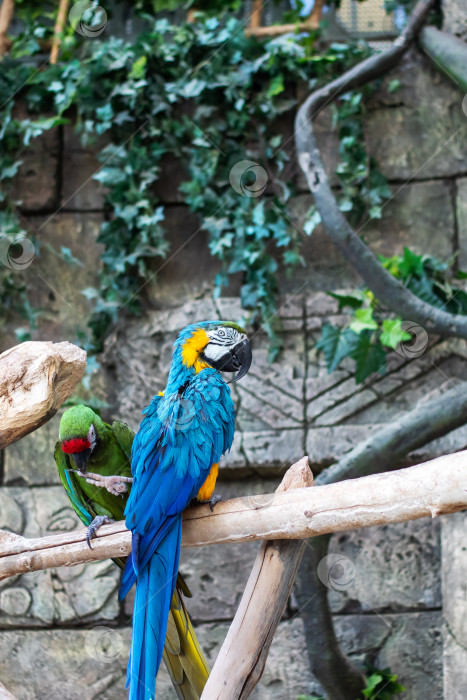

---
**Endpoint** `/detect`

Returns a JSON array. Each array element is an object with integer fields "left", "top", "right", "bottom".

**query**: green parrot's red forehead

[{"left": 62, "top": 437, "right": 91, "bottom": 454}]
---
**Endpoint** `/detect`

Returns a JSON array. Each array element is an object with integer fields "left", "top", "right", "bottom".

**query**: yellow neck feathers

[{"left": 181, "top": 328, "right": 211, "bottom": 374}]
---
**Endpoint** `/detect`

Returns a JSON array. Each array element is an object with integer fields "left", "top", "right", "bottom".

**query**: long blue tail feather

[{"left": 126, "top": 517, "right": 182, "bottom": 700}]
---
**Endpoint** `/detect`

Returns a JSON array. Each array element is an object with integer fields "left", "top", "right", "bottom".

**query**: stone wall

[{"left": 1, "top": 32, "right": 467, "bottom": 700}]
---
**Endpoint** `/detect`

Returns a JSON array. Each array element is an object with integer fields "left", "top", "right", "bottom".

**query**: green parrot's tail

[{"left": 164, "top": 585, "right": 210, "bottom": 700}]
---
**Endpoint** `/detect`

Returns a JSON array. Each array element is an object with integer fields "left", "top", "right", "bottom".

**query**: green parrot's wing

[
  {"left": 54, "top": 440, "right": 96, "bottom": 526},
  {"left": 111, "top": 420, "right": 135, "bottom": 473}
]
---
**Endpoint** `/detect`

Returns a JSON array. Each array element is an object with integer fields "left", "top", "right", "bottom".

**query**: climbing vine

[{"left": 1, "top": 7, "right": 395, "bottom": 356}]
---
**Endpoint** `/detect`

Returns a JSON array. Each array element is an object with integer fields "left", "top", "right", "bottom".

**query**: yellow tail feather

[{"left": 162, "top": 584, "right": 210, "bottom": 700}]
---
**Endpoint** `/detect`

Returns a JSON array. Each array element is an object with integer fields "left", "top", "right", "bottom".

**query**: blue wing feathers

[{"left": 121, "top": 368, "right": 236, "bottom": 699}]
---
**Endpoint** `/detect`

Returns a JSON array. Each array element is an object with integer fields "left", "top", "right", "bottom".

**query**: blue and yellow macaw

[{"left": 119, "top": 320, "right": 252, "bottom": 700}]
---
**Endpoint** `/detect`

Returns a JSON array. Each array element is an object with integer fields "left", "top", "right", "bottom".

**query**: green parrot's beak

[{"left": 71, "top": 449, "right": 92, "bottom": 473}]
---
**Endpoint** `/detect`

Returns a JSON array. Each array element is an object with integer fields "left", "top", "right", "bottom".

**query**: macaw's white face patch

[{"left": 203, "top": 326, "right": 247, "bottom": 363}]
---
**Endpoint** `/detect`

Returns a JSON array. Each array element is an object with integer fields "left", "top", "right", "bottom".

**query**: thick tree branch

[
  {"left": 1, "top": 451, "right": 466, "bottom": 580},
  {"left": 201, "top": 457, "right": 314, "bottom": 699},
  {"left": 317, "top": 379, "right": 467, "bottom": 485},
  {"left": 0, "top": 341, "right": 86, "bottom": 449},
  {"left": 420, "top": 26, "right": 467, "bottom": 93},
  {"left": 294, "top": 0, "right": 467, "bottom": 340}
]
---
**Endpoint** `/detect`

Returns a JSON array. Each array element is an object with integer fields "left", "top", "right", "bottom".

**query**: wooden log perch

[
  {"left": 0, "top": 679, "right": 17, "bottom": 700},
  {"left": 50, "top": 0, "right": 70, "bottom": 64},
  {"left": 0, "top": 341, "right": 87, "bottom": 449},
  {"left": 0, "top": 0, "right": 14, "bottom": 56},
  {"left": 201, "top": 456, "right": 314, "bottom": 699},
  {"left": 1, "top": 450, "right": 467, "bottom": 581}
]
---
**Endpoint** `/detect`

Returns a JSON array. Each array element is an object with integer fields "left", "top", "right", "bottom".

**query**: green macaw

[{"left": 54, "top": 404, "right": 209, "bottom": 700}]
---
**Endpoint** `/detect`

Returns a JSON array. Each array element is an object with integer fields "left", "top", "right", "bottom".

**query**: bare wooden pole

[
  {"left": 0, "top": 681, "right": 16, "bottom": 700},
  {"left": 50, "top": 0, "right": 70, "bottom": 64},
  {"left": 0, "top": 0, "right": 14, "bottom": 56},
  {"left": 1, "top": 450, "right": 467, "bottom": 580},
  {"left": 245, "top": 0, "right": 323, "bottom": 38},
  {"left": 0, "top": 341, "right": 87, "bottom": 449},
  {"left": 201, "top": 457, "right": 314, "bottom": 699},
  {"left": 0, "top": 680, "right": 16, "bottom": 700}
]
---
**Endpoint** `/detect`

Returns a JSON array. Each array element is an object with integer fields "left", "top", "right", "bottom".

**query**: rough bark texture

[
  {"left": 0, "top": 341, "right": 86, "bottom": 449},
  {"left": 201, "top": 457, "right": 314, "bottom": 699},
  {"left": 1, "top": 451, "right": 467, "bottom": 580}
]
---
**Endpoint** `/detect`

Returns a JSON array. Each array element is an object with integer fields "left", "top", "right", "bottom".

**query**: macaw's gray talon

[
  {"left": 86, "top": 515, "right": 115, "bottom": 549},
  {"left": 192, "top": 494, "right": 222, "bottom": 511},
  {"left": 209, "top": 494, "right": 222, "bottom": 511}
]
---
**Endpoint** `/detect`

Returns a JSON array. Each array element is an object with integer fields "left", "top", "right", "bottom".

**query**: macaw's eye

[{"left": 218, "top": 329, "right": 225, "bottom": 337}]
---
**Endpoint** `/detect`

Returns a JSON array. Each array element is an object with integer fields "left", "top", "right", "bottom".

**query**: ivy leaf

[
  {"left": 81, "top": 287, "right": 99, "bottom": 300},
  {"left": 351, "top": 334, "right": 386, "bottom": 384},
  {"left": 399, "top": 247, "right": 424, "bottom": 278},
  {"left": 303, "top": 207, "right": 321, "bottom": 235},
  {"left": 349, "top": 307, "right": 378, "bottom": 334},
  {"left": 363, "top": 673, "right": 384, "bottom": 695},
  {"left": 93, "top": 167, "right": 127, "bottom": 185},
  {"left": 252, "top": 200, "right": 265, "bottom": 226},
  {"left": 380, "top": 319, "right": 411, "bottom": 349},
  {"left": 327, "top": 291, "right": 364, "bottom": 310},
  {"left": 182, "top": 79, "right": 207, "bottom": 98},
  {"left": 406, "top": 275, "right": 445, "bottom": 309},
  {"left": 388, "top": 79, "right": 401, "bottom": 93},
  {"left": 316, "top": 325, "right": 359, "bottom": 373}
]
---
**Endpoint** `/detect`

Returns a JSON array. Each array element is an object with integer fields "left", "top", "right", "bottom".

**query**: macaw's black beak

[
  {"left": 210, "top": 338, "right": 252, "bottom": 383},
  {"left": 71, "top": 449, "right": 92, "bottom": 473}
]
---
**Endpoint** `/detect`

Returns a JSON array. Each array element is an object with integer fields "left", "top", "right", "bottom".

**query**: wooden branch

[
  {"left": 420, "top": 26, "right": 467, "bottom": 93},
  {"left": 0, "top": 679, "right": 17, "bottom": 700},
  {"left": 247, "top": 0, "right": 262, "bottom": 31},
  {"left": 1, "top": 450, "right": 467, "bottom": 580},
  {"left": 0, "top": 0, "right": 14, "bottom": 56},
  {"left": 0, "top": 341, "right": 87, "bottom": 449},
  {"left": 245, "top": 0, "right": 323, "bottom": 38},
  {"left": 201, "top": 457, "right": 314, "bottom": 699},
  {"left": 50, "top": 0, "right": 70, "bottom": 64},
  {"left": 317, "top": 378, "right": 467, "bottom": 485},
  {"left": 294, "top": 0, "right": 467, "bottom": 341}
]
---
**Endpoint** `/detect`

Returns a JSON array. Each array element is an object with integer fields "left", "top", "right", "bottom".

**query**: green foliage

[
  {"left": 362, "top": 666, "right": 405, "bottom": 699},
  {"left": 316, "top": 247, "right": 467, "bottom": 382},
  {"left": 296, "top": 665, "right": 404, "bottom": 699},
  {"left": 1, "top": 11, "right": 388, "bottom": 357}
]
